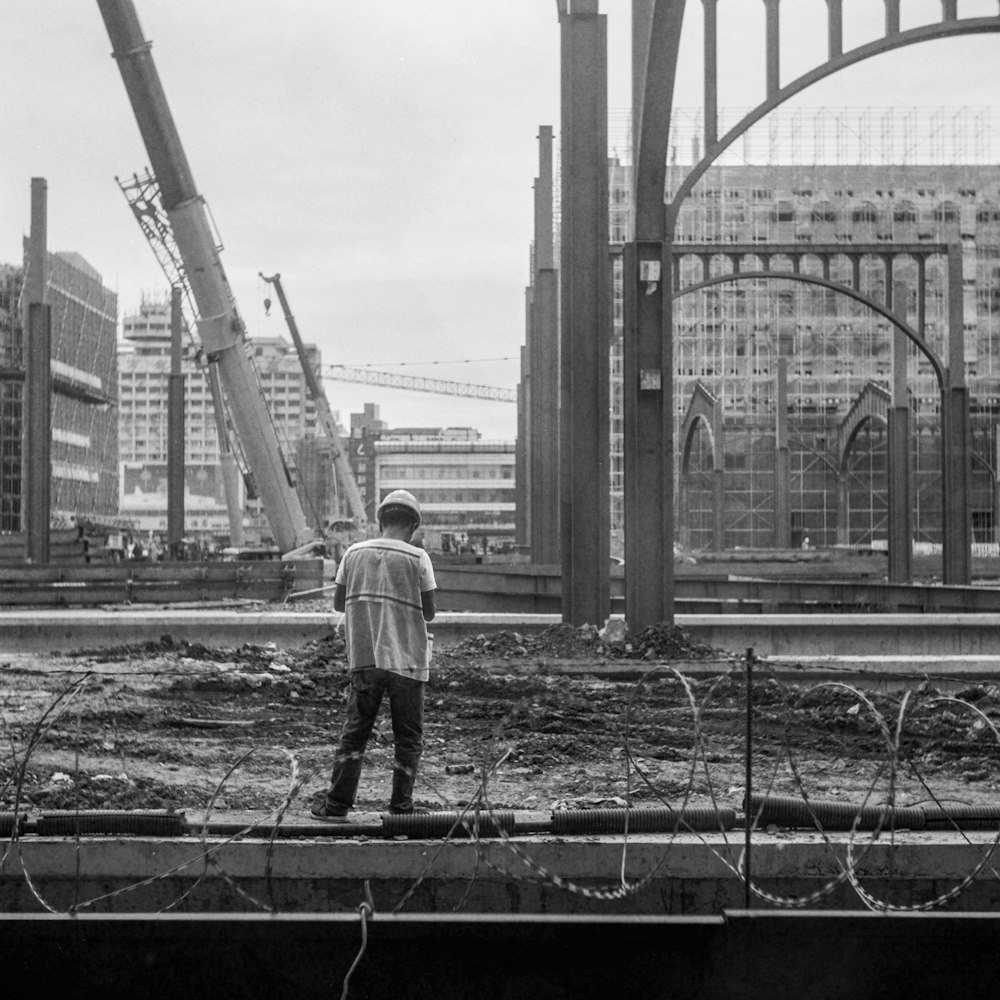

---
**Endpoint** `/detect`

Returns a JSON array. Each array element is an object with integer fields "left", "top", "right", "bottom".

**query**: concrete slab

[{"left": 4, "top": 822, "right": 1000, "bottom": 914}]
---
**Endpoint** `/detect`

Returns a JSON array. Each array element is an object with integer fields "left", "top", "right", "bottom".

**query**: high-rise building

[
  {"left": 0, "top": 251, "right": 118, "bottom": 532},
  {"left": 117, "top": 296, "right": 324, "bottom": 542}
]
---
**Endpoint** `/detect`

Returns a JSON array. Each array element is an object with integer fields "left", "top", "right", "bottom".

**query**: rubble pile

[
  {"left": 619, "top": 623, "right": 719, "bottom": 661},
  {"left": 442, "top": 622, "right": 724, "bottom": 662}
]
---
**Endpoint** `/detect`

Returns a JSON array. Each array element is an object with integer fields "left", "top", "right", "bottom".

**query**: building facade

[
  {"left": 117, "top": 296, "right": 325, "bottom": 541},
  {"left": 525, "top": 109, "right": 1000, "bottom": 562},
  {"left": 0, "top": 251, "right": 118, "bottom": 533},
  {"left": 368, "top": 426, "right": 516, "bottom": 552}
]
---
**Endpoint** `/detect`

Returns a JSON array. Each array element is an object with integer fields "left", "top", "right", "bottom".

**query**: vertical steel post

[
  {"left": 24, "top": 178, "right": 51, "bottom": 564},
  {"left": 826, "top": 0, "right": 843, "bottom": 58},
  {"left": 627, "top": 0, "right": 683, "bottom": 630},
  {"left": 531, "top": 126, "right": 561, "bottom": 565},
  {"left": 943, "top": 244, "right": 971, "bottom": 585},
  {"left": 702, "top": 0, "right": 718, "bottom": 147},
  {"left": 885, "top": 0, "right": 901, "bottom": 35},
  {"left": 888, "top": 280, "right": 912, "bottom": 583},
  {"left": 167, "top": 286, "right": 186, "bottom": 558},
  {"left": 763, "top": 0, "right": 780, "bottom": 97},
  {"left": 515, "top": 341, "right": 530, "bottom": 551},
  {"left": 559, "top": 1, "right": 610, "bottom": 622},
  {"left": 773, "top": 357, "right": 790, "bottom": 548}
]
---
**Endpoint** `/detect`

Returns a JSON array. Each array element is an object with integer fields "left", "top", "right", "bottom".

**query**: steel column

[
  {"left": 530, "top": 126, "right": 561, "bottom": 565},
  {"left": 888, "top": 280, "right": 912, "bottom": 583},
  {"left": 764, "top": 0, "right": 781, "bottom": 96},
  {"left": 943, "top": 244, "right": 971, "bottom": 585},
  {"left": 702, "top": 0, "right": 718, "bottom": 146},
  {"left": 826, "top": 0, "right": 843, "bottom": 57},
  {"left": 627, "top": 0, "right": 684, "bottom": 630},
  {"left": 559, "top": 2, "right": 610, "bottom": 622},
  {"left": 167, "top": 286, "right": 186, "bottom": 558},
  {"left": 713, "top": 466, "right": 725, "bottom": 551},
  {"left": 515, "top": 341, "right": 530, "bottom": 550},
  {"left": 885, "top": 0, "right": 901, "bottom": 35},
  {"left": 24, "top": 178, "right": 50, "bottom": 564},
  {"left": 773, "top": 358, "right": 791, "bottom": 548}
]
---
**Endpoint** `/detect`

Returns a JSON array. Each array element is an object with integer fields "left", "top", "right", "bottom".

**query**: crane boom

[
  {"left": 98, "top": 0, "right": 313, "bottom": 552},
  {"left": 259, "top": 273, "right": 368, "bottom": 529},
  {"left": 323, "top": 366, "right": 517, "bottom": 402}
]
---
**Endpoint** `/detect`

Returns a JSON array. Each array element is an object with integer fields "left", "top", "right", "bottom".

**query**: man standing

[{"left": 312, "top": 489, "right": 437, "bottom": 820}]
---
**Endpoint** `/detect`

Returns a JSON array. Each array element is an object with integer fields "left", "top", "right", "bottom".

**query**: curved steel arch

[
  {"left": 680, "top": 381, "right": 721, "bottom": 472},
  {"left": 667, "top": 18, "right": 1000, "bottom": 230},
  {"left": 837, "top": 382, "right": 892, "bottom": 477},
  {"left": 672, "top": 270, "right": 945, "bottom": 387}
]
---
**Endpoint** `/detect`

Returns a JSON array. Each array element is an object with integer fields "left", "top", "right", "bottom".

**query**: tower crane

[
  {"left": 259, "top": 273, "right": 368, "bottom": 530},
  {"left": 321, "top": 366, "right": 516, "bottom": 402}
]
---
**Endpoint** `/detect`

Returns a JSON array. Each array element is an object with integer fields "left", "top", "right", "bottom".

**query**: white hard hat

[{"left": 376, "top": 489, "right": 422, "bottom": 528}]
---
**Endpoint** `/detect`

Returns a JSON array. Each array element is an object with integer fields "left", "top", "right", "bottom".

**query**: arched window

[
  {"left": 933, "top": 201, "right": 959, "bottom": 222},
  {"left": 810, "top": 201, "right": 837, "bottom": 223},
  {"left": 851, "top": 202, "right": 879, "bottom": 224},
  {"left": 976, "top": 201, "right": 1000, "bottom": 224}
]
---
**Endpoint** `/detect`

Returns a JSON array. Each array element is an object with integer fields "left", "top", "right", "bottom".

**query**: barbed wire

[{"left": 2, "top": 649, "right": 1000, "bottom": 920}]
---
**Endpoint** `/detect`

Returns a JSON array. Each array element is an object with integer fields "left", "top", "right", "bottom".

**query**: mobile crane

[
  {"left": 98, "top": 0, "right": 315, "bottom": 554},
  {"left": 259, "top": 272, "right": 368, "bottom": 532}
]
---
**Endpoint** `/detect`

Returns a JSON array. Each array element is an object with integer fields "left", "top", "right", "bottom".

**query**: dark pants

[{"left": 326, "top": 667, "right": 425, "bottom": 814}]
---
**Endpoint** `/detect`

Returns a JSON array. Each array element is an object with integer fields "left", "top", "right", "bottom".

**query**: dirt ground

[{"left": 2, "top": 620, "right": 1000, "bottom": 820}]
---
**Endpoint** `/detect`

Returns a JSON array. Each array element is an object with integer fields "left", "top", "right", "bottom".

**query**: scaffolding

[{"left": 602, "top": 108, "right": 1000, "bottom": 555}]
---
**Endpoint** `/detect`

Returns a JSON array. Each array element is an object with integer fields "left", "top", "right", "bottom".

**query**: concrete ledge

[
  {"left": 4, "top": 610, "right": 1000, "bottom": 669},
  {"left": 3, "top": 828, "right": 1000, "bottom": 915}
]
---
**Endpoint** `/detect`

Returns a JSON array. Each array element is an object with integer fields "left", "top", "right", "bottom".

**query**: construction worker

[{"left": 312, "top": 489, "right": 437, "bottom": 820}]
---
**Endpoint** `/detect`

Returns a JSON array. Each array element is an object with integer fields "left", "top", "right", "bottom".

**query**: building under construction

[
  {"left": 549, "top": 107, "right": 1000, "bottom": 562},
  {"left": 0, "top": 251, "right": 118, "bottom": 533}
]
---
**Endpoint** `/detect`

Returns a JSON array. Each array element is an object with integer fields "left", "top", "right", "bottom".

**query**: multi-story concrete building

[
  {"left": 0, "top": 252, "right": 118, "bottom": 532},
  {"left": 117, "top": 296, "right": 324, "bottom": 541},
  {"left": 364, "top": 424, "right": 516, "bottom": 552},
  {"left": 527, "top": 108, "right": 1000, "bottom": 561}
]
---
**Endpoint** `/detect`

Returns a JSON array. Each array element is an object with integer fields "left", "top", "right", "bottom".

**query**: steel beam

[
  {"left": 559, "top": 3, "right": 610, "bottom": 622},
  {"left": 888, "top": 280, "right": 912, "bottom": 583},
  {"left": 529, "top": 126, "right": 561, "bottom": 565},
  {"left": 515, "top": 342, "right": 529, "bottom": 550},
  {"left": 626, "top": 0, "right": 685, "bottom": 631},
  {"left": 24, "top": 179, "right": 50, "bottom": 565},
  {"left": 764, "top": 0, "right": 780, "bottom": 96},
  {"left": 943, "top": 245, "right": 971, "bottom": 585},
  {"left": 167, "top": 287, "right": 186, "bottom": 557},
  {"left": 702, "top": 0, "right": 718, "bottom": 146},
  {"left": 773, "top": 358, "right": 790, "bottom": 548}
]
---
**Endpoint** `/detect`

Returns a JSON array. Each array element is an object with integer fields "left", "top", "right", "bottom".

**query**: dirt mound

[{"left": 443, "top": 622, "right": 724, "bottom": 662}]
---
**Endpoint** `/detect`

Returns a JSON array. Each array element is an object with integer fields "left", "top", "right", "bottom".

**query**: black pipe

[
  {"left": 920, "top": 803, "right": 1000, "bottom": 829},
  {"left": 551, "top": 806, "right": 736, "bottom": 835},
  {"left": 37, "top": 810, "right": 185, "bottom": 837},
  {"left": 382, "top": 811, "right": 516, "bottom": 838},
  {"left": 0, "top": 812, "right": 26, "bottom": 837},
  {"left": 746, "top": 794, "right": 926, "bottom": 831}
]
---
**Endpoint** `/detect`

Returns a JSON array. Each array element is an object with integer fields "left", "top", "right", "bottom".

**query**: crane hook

[{"left": 264, "top": 296, "right": 272, "bottom": 317}]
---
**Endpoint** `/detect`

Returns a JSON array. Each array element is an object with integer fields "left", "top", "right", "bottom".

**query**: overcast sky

[{"left": 3, "top": 1, "right": 998, "bottom": 440}]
